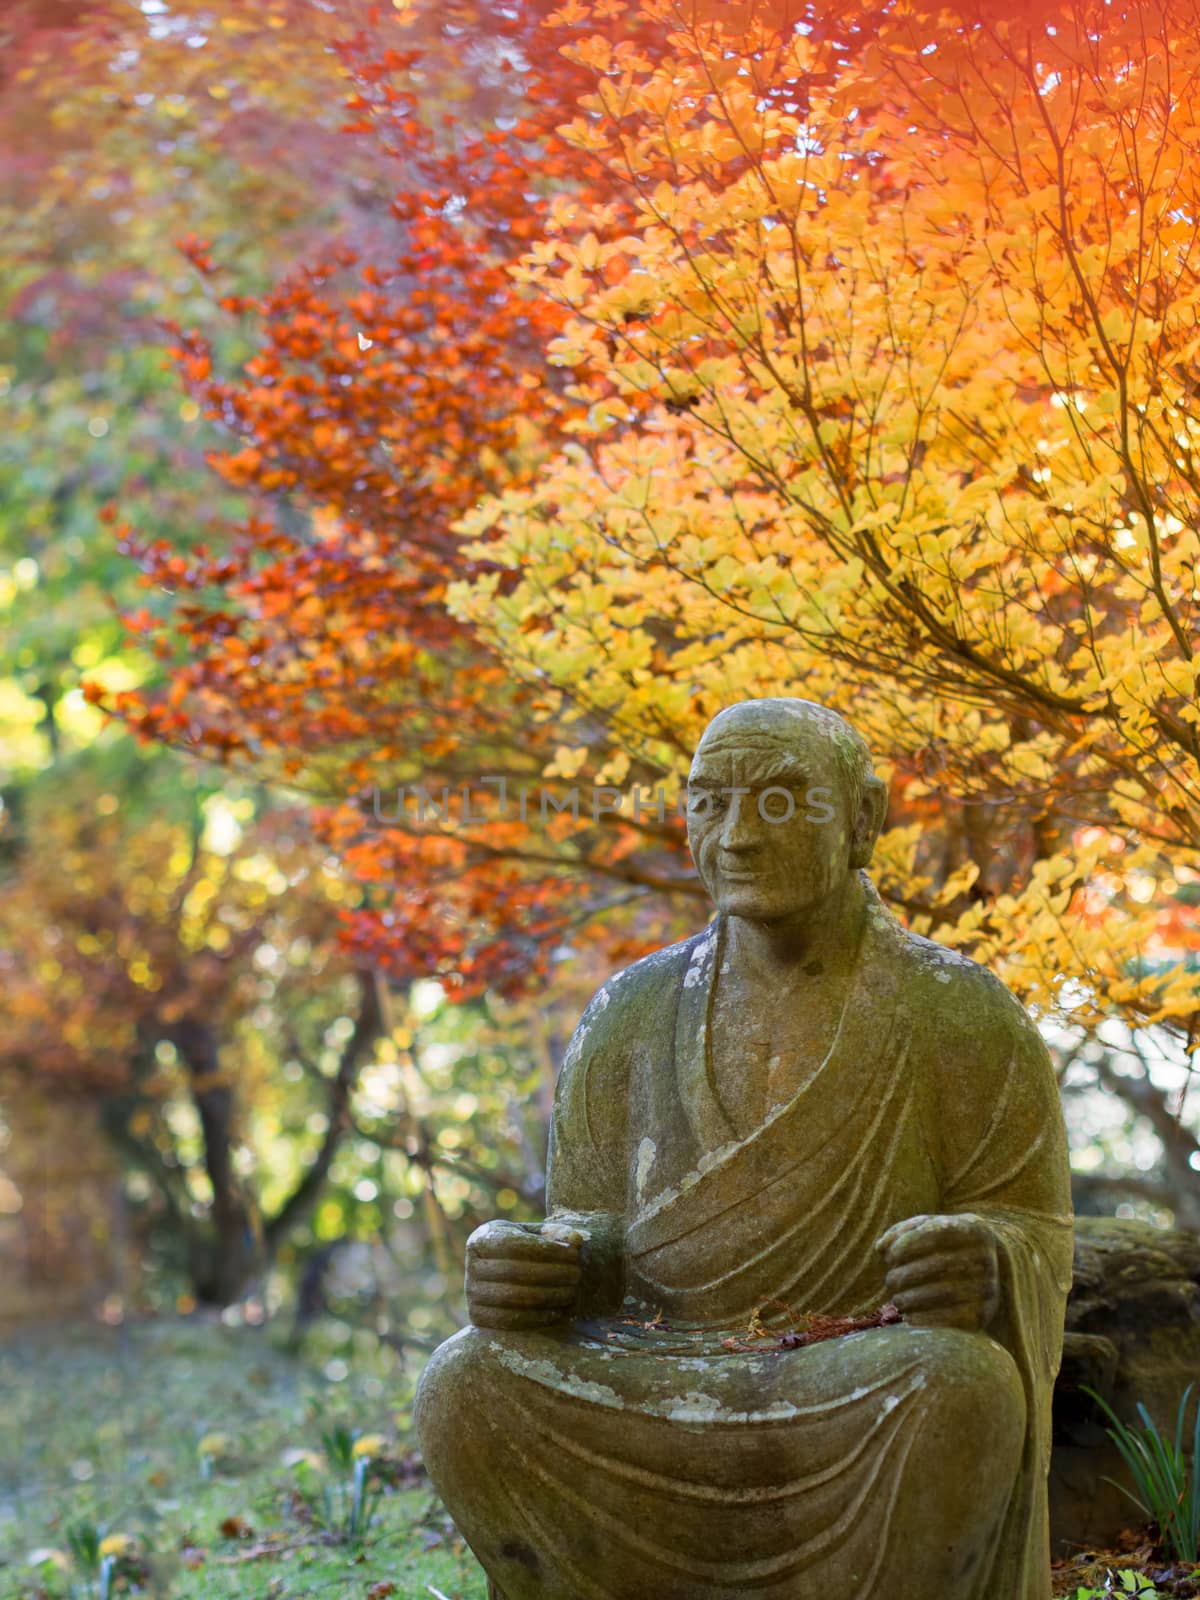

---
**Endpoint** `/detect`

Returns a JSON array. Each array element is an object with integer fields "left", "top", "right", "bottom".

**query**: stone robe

[{"left": 416, "top": 881, "right": 1074, "bottom": 1599}]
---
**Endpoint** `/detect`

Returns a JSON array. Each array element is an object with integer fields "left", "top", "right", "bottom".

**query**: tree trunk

[{"left": 165, "top": 1014, "right": 262, "bottom": 1306}]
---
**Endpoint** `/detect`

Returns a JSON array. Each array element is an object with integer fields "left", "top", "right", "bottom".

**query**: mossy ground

[{"left": 0, "top": 1316, "right": 487, "bottom": 1600}]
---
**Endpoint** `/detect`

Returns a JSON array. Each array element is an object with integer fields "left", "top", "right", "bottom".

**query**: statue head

[{"left": 686, "top": 698, "right": 889, "bottom": 924}]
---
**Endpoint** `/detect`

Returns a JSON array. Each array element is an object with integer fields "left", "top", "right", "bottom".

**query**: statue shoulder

[
  {"left": 561, "top": 927, "right": 709, "bottom": 1079},
  {"left": 894, "top": 926, "right": 1045, "bottom": 1059},
  {"left": 548, "top": 929, "right": 708, "bottom": 1200},
  {"left": 889, "top": 928, "right": 1070, "bottom": 1214},
  {"left": 859, "top": 881, "right": 1035, "bottom": 1045}
]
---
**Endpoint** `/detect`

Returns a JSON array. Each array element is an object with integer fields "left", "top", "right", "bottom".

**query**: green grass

[{"left": 0, "top": 1317, "right": 487, "bottom": 1600}]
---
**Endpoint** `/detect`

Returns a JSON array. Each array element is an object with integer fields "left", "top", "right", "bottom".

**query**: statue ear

[{"left": 849, "top": 775, "right": 889, "bottom": 869}]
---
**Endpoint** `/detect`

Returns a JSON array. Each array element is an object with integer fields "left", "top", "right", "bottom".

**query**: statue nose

[{"left": 718, "top": 817, "right": 757, "bottom": 852}]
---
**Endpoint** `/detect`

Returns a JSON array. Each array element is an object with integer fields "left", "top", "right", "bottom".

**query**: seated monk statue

[{"left": 416, "top": 697, "right": 1074, "bottom": 1600}]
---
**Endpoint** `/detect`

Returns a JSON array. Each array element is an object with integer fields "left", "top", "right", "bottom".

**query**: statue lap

[{"left": 415, "top": 1317, "right": 1026, "bottom": 1600}]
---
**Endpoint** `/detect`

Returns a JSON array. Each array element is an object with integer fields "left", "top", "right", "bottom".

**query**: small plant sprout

[
  {"left": 1083, "top": 1384, "right": 1200, "bottom": 1562},
  {"left": 318, "top": 1426, "right": 383, "bottom": 1546},
  {"left": 322, "top": 1423, "right": 358, "bottom": 1475},
  {"left": 65, "top": 1521, "right": 101, "bottom": 1574},
  {"left": 64, "top": 1520, "right": 118, "bottom": 1600},
  {"left": 1072, "top": 1574, "right": 1162, "bottom": 1597},
  {"left": 196, "top": 1430, "right": 232, "bottom": 1482}
]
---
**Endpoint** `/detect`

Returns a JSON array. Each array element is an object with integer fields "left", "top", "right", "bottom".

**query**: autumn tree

[
  {"left": 0, "top": 0, "right": 391, "bottom": 777},
  {"left": 2, "top": 0, "right": 675, "bottom": 1318},
  {"left": 89, "top": 0, "right": 700, "bottom": 997},
  {"left": 89, "top": 0, "right": 1200, "bottom": 1215},
  {"left": 0, "top": 802, "right": 392, "bottom": 1304},
  {"left": 445, "top": 0, "right": 1200, "bottom": 1201},
  {"left": 0, "top": 0, "right": 412, "bottom": 1303}
]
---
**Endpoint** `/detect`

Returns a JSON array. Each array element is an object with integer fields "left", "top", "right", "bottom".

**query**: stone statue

[{"left": 416, "top": 699, "right": 1074, "bottom": 1600}]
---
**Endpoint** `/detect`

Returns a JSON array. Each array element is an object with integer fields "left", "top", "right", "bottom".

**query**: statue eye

[
  {"left": 687, "top": 789, "right": 723, "bottom": 816},
  {"left": 756, "top": 787, "right": 798, "bottom": 821}
]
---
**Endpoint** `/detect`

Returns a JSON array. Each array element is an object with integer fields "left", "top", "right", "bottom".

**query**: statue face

[{"left": 686, "top": 712, "right": 856, "bottom": 925}]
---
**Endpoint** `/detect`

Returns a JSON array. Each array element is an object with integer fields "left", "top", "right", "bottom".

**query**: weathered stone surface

[
  {"left": 1051, "top": 1216, "right": 1200, "bottom": 1554},
  {"left": 416, "top": 699, "right": 1074, "bottom": 1600}
]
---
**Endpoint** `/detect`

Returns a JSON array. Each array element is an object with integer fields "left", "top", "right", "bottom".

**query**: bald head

[{"left": 694, "top": 698, "right": 878, "bottom": 818}]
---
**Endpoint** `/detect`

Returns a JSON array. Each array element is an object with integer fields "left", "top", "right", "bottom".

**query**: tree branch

[
  {"left": 1091, "top": 1048, "right": 1200, "bottom": 1228},
  {"left": 265, "top": 969, "right": 384, "bottom": 1250}
]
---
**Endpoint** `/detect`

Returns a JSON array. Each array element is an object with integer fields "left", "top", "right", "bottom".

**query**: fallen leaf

[{"left": 726, "top": 1301, "right": 904, "bottom": 1353}]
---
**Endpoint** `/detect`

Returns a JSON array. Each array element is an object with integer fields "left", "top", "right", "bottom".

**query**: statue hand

[
  {"left": 465, "top": 1219, "right": 583, "bottom": 1331},
  {"left": 874, "top": 1212, "right": 1000, "bottom": 1332}
]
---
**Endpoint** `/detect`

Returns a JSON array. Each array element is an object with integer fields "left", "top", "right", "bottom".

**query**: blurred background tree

[
  {"left": 0, "top": 0, "right": 421, "bottom": 1327},
  {"left": 1, "top": 803, "right": 385, "bottom": 1305}
]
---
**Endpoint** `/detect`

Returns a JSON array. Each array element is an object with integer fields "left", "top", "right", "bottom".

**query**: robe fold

[{"left": 415, "top": 878, "right": 1073, "bottom": 1600}]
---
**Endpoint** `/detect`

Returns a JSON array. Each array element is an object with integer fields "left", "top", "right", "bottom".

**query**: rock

[{"left": 1050, "top": 1215, "right": 1200, "bottom": 1554}]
